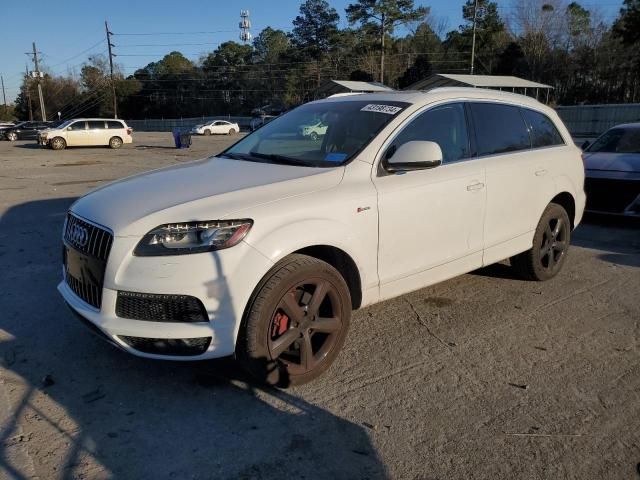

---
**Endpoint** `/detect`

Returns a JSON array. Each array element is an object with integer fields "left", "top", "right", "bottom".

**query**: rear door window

[
  {"left": 469, "top": 103, "right": 531, "bottom": 156},
  {"left": 88, "top": 121, "right": 105, "bottom": 129},
  {"left": 521, "top": 109, "right": 564, "bottom": 148},
  {"left": 106, "top": 121, "right": 123, "bottom": 129},
  {"left": 386, "top": 102, "right": 471, "bottom": 164}
]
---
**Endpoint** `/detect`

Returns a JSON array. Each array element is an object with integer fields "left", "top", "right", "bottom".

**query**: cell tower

[{"left": 239, "top": 10, "right": 252, "bottom": 43}]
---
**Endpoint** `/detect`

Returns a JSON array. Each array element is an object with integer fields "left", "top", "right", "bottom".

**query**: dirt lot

[{"left": 0, "top": 133, "right": 638, "bottom": 480}]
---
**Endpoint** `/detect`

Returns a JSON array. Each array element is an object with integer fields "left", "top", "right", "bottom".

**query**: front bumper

[
  {"left": 584, "top": 174, "right": 640, "bottom": 216},
  {"left": 59, "top": 238, "right": 274, "bottom": 361}
]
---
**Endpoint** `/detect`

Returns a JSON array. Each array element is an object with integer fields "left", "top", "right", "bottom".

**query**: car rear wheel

[
  {"left": 237, "top": 254, "right": 351, "bottom": 387},
  {"left": 511, "top": 202, "right": 571, "bottom": 281},
  {"left": 228, "top": 128, "right": 236, "bottom": 135},
  {"left": 204, "top": 129, "right": 211, "bottom": 136},
  {"left": 6, "top": 132, "right": 17, "bottom": 141},
  {"left": 50, "top": 137, "right": 66, "bottom": 150},
  {"left": 309, "top": 131, "right": 319, "bottom": 141},
  {"left": 109, "top": 136, "right": 123, "bottom": 149}
]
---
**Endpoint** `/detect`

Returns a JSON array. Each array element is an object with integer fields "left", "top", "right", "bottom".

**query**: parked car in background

[
  {"left": 39, "top": 118, "right": 132, "bottom": 150},
  {"left": 59, "top": 88, "right": 585, "bottom": 387},
  {"left": 0, "top": 121, "right": 15, "bottom": 129},
  {"left": 299, "top": 120, "right": 328, "bottom": 140},
  {"left": 582, "top": 123, "right": 640, "bottom": 216},
  {"left": 2, "top": 121, "right": 55, "bottom": 141},
  {"left": 191, "top": 120, "right": 239, "bottom": 136}
]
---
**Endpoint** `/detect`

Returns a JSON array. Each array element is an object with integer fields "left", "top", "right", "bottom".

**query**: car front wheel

[
  {"left": 6, "top": 132, "right": 17, "bottom": 141},
  {"left": 511, "top": 202, "right": 571, "bottom": 281},
  {"left": 50, "top": 137, "right": 66, "bottom": 150},
  {"left": 237, "top": 254, "right": 351, "bottom": 387}
]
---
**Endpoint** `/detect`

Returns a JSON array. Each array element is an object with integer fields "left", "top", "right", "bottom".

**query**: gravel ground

[{"left": 0, "top": 133, "right": 638, "bottom": 480}]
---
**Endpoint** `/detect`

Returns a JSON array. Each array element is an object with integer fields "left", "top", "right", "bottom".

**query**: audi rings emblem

[{"left": 69, "top": 224, "right": 89, "bottom": 247}]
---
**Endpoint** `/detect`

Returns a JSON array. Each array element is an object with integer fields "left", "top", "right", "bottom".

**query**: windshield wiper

[{"left": 248, "top": 151, "right": 310, "bottom": 167}]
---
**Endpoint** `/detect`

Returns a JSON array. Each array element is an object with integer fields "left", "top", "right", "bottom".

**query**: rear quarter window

[
  {"left": 469, "top": 103, "right": 531, "bottom": 156},
  {"left": 521, "top": 108, "right": 565, "bottom": 148},
  {"left": 107, "top": 121, "right": 124, "bottom": 129}
]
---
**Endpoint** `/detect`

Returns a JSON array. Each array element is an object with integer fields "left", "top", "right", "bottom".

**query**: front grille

[
  {"left": 63, "top": 213, "right": 113, "bottom": 261},
  {"left": 118, "top": 336, "right": 211, "bottom": 356},
  {"left": 116, "top": 291, "right": 208, "bottom": 322},
  {"left": 63, "top": 213, "right": 113, "bottom": 309},
  {"left": 585, "top": 177, "right": 640, "bottom": 214}
]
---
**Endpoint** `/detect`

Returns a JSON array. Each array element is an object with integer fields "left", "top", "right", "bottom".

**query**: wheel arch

[
  {"left": 293, "top": 245, "right": 362, "bottom": 309},
  {"left": 550, "top": 191, "right": 576, "bottom": 230}
]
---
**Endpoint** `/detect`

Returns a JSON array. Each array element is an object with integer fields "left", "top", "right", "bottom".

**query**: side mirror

[
  {"left": 385, "top": 141, "right": 443, "bottom": 173},
  {"left": 581, "top": 140, "right": 590, "bottom": 150}
]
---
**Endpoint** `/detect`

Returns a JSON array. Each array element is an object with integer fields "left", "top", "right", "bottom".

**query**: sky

[{"left": 0, "top": 0, "right": 625, "bottom": 103}]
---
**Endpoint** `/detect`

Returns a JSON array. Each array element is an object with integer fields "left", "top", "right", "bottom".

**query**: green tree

[
  {"left": 397, "top": 55, "right": 432, "bottom": 88},
  {"left": 346, "top": 0, "right": 428, "bottom": 82},
  {"left": 291, "top": 0, "right": 340, "bottom": 58}
]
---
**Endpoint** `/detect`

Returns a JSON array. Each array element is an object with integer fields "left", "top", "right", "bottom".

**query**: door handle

[
  {"left": 535, "top": 169, "right": 548, "bottom": 176},
  {"left": 466, "top": 182, "right": 485, "bottom": 191}
]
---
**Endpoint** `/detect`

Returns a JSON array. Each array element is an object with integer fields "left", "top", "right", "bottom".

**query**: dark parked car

[
  {"left": 2, "top": 121, "right": 55, "bottom": 141},
  {"left": 582, "top": 123, "right": 640, "bottom": 216}
]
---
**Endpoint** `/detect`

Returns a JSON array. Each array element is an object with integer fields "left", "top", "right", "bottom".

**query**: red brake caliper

[{"left": 271, "top": 311, "right": 290, "bottom": 339}]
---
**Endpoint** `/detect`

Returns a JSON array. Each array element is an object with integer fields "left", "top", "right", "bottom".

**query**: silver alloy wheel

[
  {"left": 109, "top": 137, "right": 123, "bottom": 149},
  {"left": 50, "top": 137, "right": 66, "bottom": 150},
  {"left": 7, "top": 132, "right": 17, "bottom": 141}
]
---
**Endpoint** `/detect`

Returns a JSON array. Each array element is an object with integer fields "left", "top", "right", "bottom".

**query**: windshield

[
  {"left": 222, "top": 100, "right": 409, "bottom": 167},
  {"left": 588, "top": 127, "right": 640, "bottom": 154},
  {"left": 56, "top": 120, "right": 73, "bottom": 129}
]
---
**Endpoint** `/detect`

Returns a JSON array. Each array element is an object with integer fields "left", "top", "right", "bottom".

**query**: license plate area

[{"left": 63, "top": 243, "right": 107, "bottom": 308}]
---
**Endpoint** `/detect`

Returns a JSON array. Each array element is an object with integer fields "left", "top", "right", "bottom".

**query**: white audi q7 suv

[{"left": 59, "top": 88, "right": 586, "bottom": 386}]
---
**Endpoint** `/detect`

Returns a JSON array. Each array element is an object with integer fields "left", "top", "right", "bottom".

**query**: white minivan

[
  {"left": 59, "top": 88, "right": 586, "bottom": 386},
  {"left": 40, "top": 118, "right": 133, "bottom": 150}
]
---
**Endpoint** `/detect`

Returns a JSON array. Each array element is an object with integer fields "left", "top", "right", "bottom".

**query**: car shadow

[{"left": 0, "top": 197, "right": 387, "bottom": 479}]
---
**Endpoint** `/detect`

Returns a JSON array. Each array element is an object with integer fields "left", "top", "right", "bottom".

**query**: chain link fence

[{"left": 125, "top": 116, "right": 253, "bottom": 132}]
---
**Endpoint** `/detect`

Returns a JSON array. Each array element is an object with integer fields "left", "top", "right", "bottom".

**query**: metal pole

[
  {"left": 470, "top": 0, "right": 479, "bottom": 74},
  {"left": 32, "top": 42, "right": 47, "bottom": 121},
  {"left": 380, "top": 13, "right": 385, "bottom": 83},
  {"left": 106, "top": 21, "right": 117, "bottom": 118},
  {"left": 25, "top": 64, "right": 33, "bottom": 121},
  {"left": 1, "top": 75, "right": 6, "bottom": 106}
]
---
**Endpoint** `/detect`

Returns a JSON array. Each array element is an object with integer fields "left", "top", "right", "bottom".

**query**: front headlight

[{"left": 133, "top": 219, "right": 253, "bottom": 256}]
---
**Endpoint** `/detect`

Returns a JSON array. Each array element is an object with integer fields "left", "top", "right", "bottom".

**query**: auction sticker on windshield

[{"left": 360, "top": 104, "right": 403, "bottom": 115}]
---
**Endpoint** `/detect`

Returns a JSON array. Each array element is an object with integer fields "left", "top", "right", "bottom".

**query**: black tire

[
  {"left": 204, "top": 129, "right": 211, "bottom": 136},
  {"left": 511, "top": 202, "right": 571, "bottom": 281},
  {"left": 237, "top": 254, "right": 351, "bottom": 387},
  {"left": 309, "top": 131, "right": 319, "bottom": 141},
  {"left": 6, "top": 132, "right": 17, "bottom": 142},
  {"left": 109, "top": 136, "right": 123, "bottom": 149},
  {"left": 228, "top": 128, "right": 235, "bottom": 135},
  {"left": 50, "top": 137, "right": 66, "bottom": 150}
]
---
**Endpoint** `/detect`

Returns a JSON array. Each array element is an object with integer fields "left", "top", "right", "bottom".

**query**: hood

[
  {"left": 583, "top": 151, "right": 640, "bottom": 173},
  {"left": 71, "top": 156, "right": 344, "bottom": 236}
]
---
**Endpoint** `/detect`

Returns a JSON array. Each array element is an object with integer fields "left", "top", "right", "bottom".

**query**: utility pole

[
  {"left": 25, "top": 64, "right": 33, "bottom": 121},
  {"left": 470, "top": 0, "right": 479, "bottom": 75},
  {"left": 1, "top": 75, "right": 6, "bottom": 106},
  {"left": 105, "top": 21, "right": 117, "bottom": 118},
  {"left": 30, "top": 42, "right": 47, "bottom": 120},
  {"left": 380, "top": 13, "right": 385, "bottom": 83}
]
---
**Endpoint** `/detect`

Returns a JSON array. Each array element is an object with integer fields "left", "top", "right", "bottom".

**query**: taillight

[{"left": 126, "top": 128, "right": 132, "bottom": 135}]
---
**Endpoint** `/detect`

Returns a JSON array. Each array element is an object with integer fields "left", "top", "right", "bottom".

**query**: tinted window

[
  {"left": 68, "top": 121, "right": 86, "bottom": 131},
  {"left": 107, "top": 121, "right": 124, "bottom": 129},
  {"left": 470, "top": 103, "right": 531, "bottom": 155},
  {"left": 387, "top": 103, "right": 470, "bottom": 164},
  {"left": 587, "top": 127, "right": 640, "bottom": 154},
  {"left": 88, "top": 121, "right": 105, "bottom": 129},
  {"left": 521, "top": 109, "right": 564, "bottom": 148}
]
